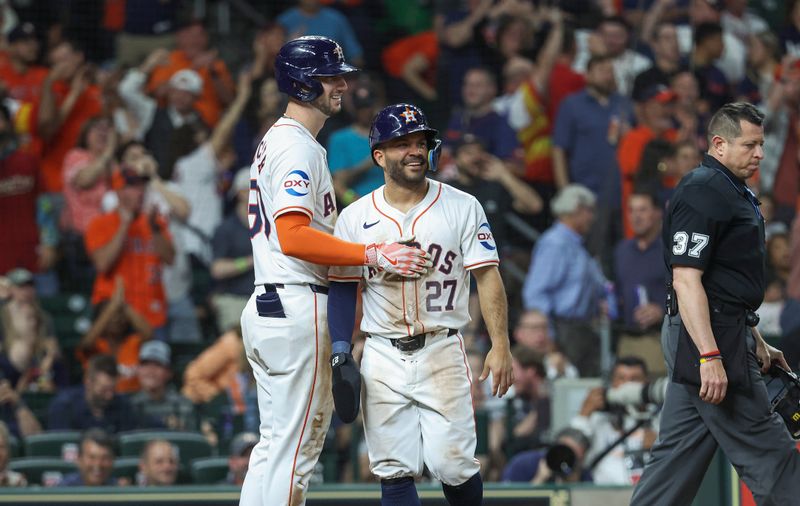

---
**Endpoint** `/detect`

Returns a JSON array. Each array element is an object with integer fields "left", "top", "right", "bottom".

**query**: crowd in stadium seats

[{"left": 0, "top": 0, "right": 799, "bottom": 489}]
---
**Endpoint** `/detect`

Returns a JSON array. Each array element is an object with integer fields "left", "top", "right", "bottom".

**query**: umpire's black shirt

[{"left": 664, "top": 153, "right": 765, "bottom": 310}]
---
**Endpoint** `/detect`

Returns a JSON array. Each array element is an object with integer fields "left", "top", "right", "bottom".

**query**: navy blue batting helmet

[
  {"left": 369, "top": 103, "right": 443, "bottom": 172},
  {"left": 275, "top": 36, "right": 358, "bottom": 102}
]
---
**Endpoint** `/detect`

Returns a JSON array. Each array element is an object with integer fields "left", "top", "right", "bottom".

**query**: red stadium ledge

[{"left": 0, "top": 484, "right": 582, "bottom": 505}]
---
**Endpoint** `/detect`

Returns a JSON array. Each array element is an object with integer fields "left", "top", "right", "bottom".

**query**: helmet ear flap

[
  {"left": 428, "top": 139, "right": 442, "bottom": 173},
  {"left": 290, "top": 76, "right": 323, "bottom": 102}
]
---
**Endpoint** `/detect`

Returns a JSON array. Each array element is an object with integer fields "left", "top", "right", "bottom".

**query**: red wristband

[{"left": 700, "top": 350, "right": 721, "bottom": 358}]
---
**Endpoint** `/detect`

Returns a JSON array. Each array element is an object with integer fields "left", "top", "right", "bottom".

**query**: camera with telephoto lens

[
  {"left": 767, "top": 365, "right": 800, "bottom": 439},
  {"left": 543, "top": 428, "right": 590, "bottom": 480}
]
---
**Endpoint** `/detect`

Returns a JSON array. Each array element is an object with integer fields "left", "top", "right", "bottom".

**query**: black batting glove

[{"left": 331, "top": 352, "right": 361, "bottom": 423}]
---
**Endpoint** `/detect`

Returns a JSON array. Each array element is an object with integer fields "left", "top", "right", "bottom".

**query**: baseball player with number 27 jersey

[
  {"left": 327, "top": 104, "right": 514, "bottom": 506},
  {"left": 239, "top": 39, "right": 430, "bottom": 506}
]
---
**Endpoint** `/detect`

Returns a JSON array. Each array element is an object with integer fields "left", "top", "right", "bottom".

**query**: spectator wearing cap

[
  {"left": 226, "top": 432, "right": 257, "bottom": 485},
  {"left": 84, "top": 165, "right": 174, "bottom": 338},
  {"left": 445, "top": 67, "right": 521, "bottom": 162},
  {"left": 77, "top": 276, "right": 153, "bottom": 394},
  {"left": 35, "top": 38, "right": 103, "bottom": 193},
  {"left": 449, "top": 134, "right": 542, "bottom": 253},
  {"left": 210, "top": 168, "right": 255, "bottom": 333},
  {"left": 277, "top": 0, "right": 364, "bottom": 67},
  {"left": 0, "top": 22, "right": 47, "bottom": 104},
  {"left": 522, "top": 185, "right": 607, "bottom": 376},
  {"left": 326, "top": 83, "right": 383, "bottom": 207},
  {"left": 48, "top": 354, "right": 136, "bottom": 432},
  {"left": 0, "top": 421, "right": 26, "bottom": 486},
  {"left": 113, "top": 139, "right": 197, "bottom": 345},
  {"left": 0, "top": 100, "right": 45, "bottom": 276},
  {"left": 146, "top": 20, "right": 234, "bottom": 127},
  {"left": 137, "top": 439, "right": 179, "bottom": 486},
  {"left": 60, "top": 428, "right": 119, "bottom": 486},
  {"left": 0, "top": 270, "right": 65, "bottom": 397},
  {"left": 617, "top": 84, "right": 680, "bottom": 238},
  {"left": 119, "top": 48, "right": 205, "bottom": 179},
  {"left": 130, "top": 340, "right": 197, "bottom": 431}
]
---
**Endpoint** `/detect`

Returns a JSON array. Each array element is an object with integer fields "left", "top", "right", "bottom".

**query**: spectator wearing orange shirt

[
  {"left": 617, "top": 84, "right": 679, "bottom": 238},
  {"left": 35, "top": 38, "right": 103, "bottom": 193},
  {"left": 146, "top": 20, "right": 234, "bottom": 127},
  {"left": 61, "top": 116, "right": 118, "bottom": 290},
  {"left": 181, "top": 328, "right": 243, "bottom": 405},
  {"left": 0, "top": 23, "right": 47, "bottom": 105},
  {"left": 84, "top": 166, "right": 175, "bottom": 338},
  {"left": 77, "top": 277, "right": 153, "bottom": 394},
  {"left": 382, "top": 30, "right": 439, "bottom": 106}
]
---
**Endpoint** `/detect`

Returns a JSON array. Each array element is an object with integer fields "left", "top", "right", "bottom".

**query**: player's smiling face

[
  {"left": 375, "top": 132, "right": 429, "bottom": 188},
  {"left": 312, "top": 75, "right": 348, "bottom": 117}
]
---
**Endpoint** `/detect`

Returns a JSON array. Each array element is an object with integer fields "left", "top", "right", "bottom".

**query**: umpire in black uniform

[{"left": 631, "top": 103, "right": 800, "bottom": 506}]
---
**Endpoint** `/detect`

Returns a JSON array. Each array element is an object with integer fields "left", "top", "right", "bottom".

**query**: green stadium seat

[
  {"left": 39, "top": 293, "right": 89, "bottom": 315},
  {"left": 119, "top": 431, "right": 213, "bottom": 467},
  {"left": 8, "top": 457, "right": 77, "bottom": 486},
  {"left": 7, "top": 435, "right": 19, "bottom": 458},
  {"left": 190, "top": 457, "right": 229, "bottom": 485},
  {"left": 24, "top": 431, "right": 81, "bottom": 458},
  {"left": 475, "top": 409, "right": 489, "bottom": 455},
  {"left": 21, "top": 391, "right": 55, "bottom": 425},
  {"left": 112, "top": 456, "right": 140, "bottom": 483}
]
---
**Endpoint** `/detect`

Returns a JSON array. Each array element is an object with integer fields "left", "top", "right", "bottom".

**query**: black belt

[
  {"left": 263, "top": 283, "right": 329, "bottom": 295},
  {"left": 387, "top": 328, "right": 458, "bottom": 352}
]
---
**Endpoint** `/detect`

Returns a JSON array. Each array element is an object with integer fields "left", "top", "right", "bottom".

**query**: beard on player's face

[
  {"left": 311, "top": 77, "right": 346, "bottom": 117},
  {"left": 384, "top": 152, "right": 428, "bottom": 189}
]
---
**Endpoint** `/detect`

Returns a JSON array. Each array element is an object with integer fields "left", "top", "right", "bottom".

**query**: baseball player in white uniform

[
  {"left": 240, "top": 39, "right": 431, "bottom": 506},
  {"left": 327, "top": 103, "right": 514, "bottom": 506}
]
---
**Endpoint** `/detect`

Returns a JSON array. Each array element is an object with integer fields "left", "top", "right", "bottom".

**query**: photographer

[
  {"left": 502, "top": 427, "right": 592, "bottom": 484},
  {"left": 632, "top": 103, "right": 800, "bottom": 505},
  {"left": 570, "top": 356, "right": 658, "bottom": 485}
]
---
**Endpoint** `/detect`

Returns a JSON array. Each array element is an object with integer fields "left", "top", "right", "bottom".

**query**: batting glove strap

[{"left": 364, "top": 242, "right": 431, "bottom": 278}]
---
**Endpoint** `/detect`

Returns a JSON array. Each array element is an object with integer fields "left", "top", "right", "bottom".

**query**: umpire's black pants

[{"left": 630, "top": 315, "right": 800, "bottom": 506}]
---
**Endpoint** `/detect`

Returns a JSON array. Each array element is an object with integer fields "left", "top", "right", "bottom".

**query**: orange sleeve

[
  {"left": 84, "top": 215, "right": 117, "bottom": 253},
  {"left": 275, "top": 212, "right": 366, "bottom": 266}
]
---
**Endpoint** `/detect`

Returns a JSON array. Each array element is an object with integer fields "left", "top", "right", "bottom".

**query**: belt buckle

[{"left": 394, "top": 334, "right": 425, "bottom": 352}]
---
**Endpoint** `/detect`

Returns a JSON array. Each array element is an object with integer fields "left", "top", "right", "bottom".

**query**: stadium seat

[
  {"left": 24, "top": 431, "right": 81, "bottom": 458},
  {"left": 475, "top": 409, "right": 489, "bottom": 455},
  {"left": 8, "top": 457, "right": 77, "bottom": 486},
  {"left": 7, "top": 435, "right": 19, "bottom": 458},
  {"left": 112, "top": 457, "right": 140, "bottom": 483},
  {"left": 190, "top": 457, "right": 229, "bottom": 484},
  {"left": 119, "top": 431, "right": 213, "bottom": 467},
  {"left": 21, "top": 391, "right": 55, "bottom": 425}
]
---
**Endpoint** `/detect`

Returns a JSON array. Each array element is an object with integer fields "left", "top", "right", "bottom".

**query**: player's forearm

[
  {"left": 474, "top": 266, "right": 510, "bottom": 350},
  {"left": 673, "top": 267, "right": 718, "bottom": 355},
  {"left": 275, "top": 213, "right": 366, "bottom": 266},
  {"left": 328, "top": 281, "right": 359, "bottom": 353}
]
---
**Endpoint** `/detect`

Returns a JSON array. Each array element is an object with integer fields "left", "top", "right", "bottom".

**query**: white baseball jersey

[
  {"left": 329, "top": 179, "right": 499, "bottom": 338},
  {"left": 248, "top": 116, "right": 338, "bottom": 286}
]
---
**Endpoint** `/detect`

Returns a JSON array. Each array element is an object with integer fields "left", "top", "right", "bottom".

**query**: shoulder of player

[{"left": 337, "top": 191, "right": 376, "bottom": 221}]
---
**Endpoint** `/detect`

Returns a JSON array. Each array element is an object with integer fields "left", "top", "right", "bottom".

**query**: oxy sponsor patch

[
  {"left": 477, "top": 222, "right": 496, "bottom": 250},
  {"left": 283, "top": 169, "right": 311, "bottom": 196}
]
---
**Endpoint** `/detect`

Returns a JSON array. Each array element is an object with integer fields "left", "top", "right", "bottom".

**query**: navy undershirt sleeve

[{"left": 327, "top": 281, "right": 358, "bottom": 354}]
